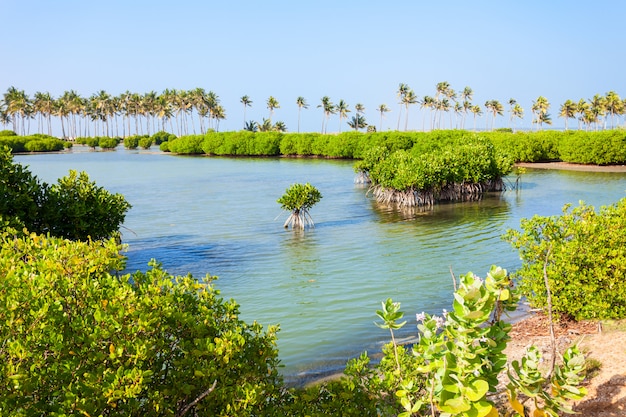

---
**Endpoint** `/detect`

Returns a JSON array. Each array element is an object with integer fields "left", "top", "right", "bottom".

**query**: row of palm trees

[
  {"left": 2, "top": 84, "right": 624, "bottom": 138},
  {"left": 1, "top": 87, "right": 226, "bottom": 139}
]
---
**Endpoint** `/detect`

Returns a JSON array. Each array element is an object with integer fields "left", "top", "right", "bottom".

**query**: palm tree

[
  {"left": 484, "top": 100, "right": 503, "bottom": 130},
  {"left": 537, "top": 111, "right": 552, "bottom": 128},
  {"left": 240, "top": 95, "right": 252, "bottom": 129},
  {"left": 90, "top": 90, "right": 109, "bottom": 136},
  {"left": 3, "top": 87, "right": 30, "bottom": 135},
  {"left": 336, "top": 99, "right": 350, "bottom": 132},
  {"left": 444, "top": 87, "right": 457, "bottom": 128},
  {"left": 402, "top": 89, "right": 418, "bottom": 131},
  {"left": 470, "top": 105, "right": 483, "bottom": 131},
  {"left": 353, "top": 103, "right": 365, "bottom": 131},
  {"left": 420, "top": 96, "right": 434, "bottom": 130},
  {"left": 296, "top": 96, "right": 308, "bottom": 133},
  {"left": 604, "top": 91, "right": 623, "bottom": 129},
  {"left": 244, "top": 120, "right": 258, "bottom": 132},
  {"left": 576, "top": 99, "right": 589, "bottom": 131},
  {"left": 205, "top": 91, "right": 220, "bottom": 132},
  {"left": 258, "top": 118, "right": 273, "bottom": 132},
  {"left": 460, "top": 87, "right": 473, "bottom": 129},
  {"left": 559, "top": 100, "right": 577, "bottom": 131},
  {"left": 33, "top": 91, "right": 55, "bottom": 135},
  {"left": 434, "top": 81, "right": 450, "bottom": 129},
  {"left": 508, "top": 99, "right": 517, "bottom": 128},
  {"left": 589, "top": 94, "right": 607, "bottom": 130},
  {"left": 530, "top": 96, "right": 550, "bottom": 130},
  {"left": 453, "top": 102, "right": 463, "bottom": 128},
  {"left": 377, "top": 104, "right": 390, "bottom": 131},
  {"left": 154, "top": 94, "right": 173, "bottom": 133},
  {"left": 0, "top": 105, "right": 10, "bottom": 130},
  {"left": 581, "top": 108, "right": 597, "bottom": 131},
  {"left": 266, "top": 96, "right": 280, "bottom": 122},
  {"left": 59, "top": 90, "right": 82, "bottom": 139},
  {"left": 348, "top": 114, "right": 367, "bottom": 131},
  {"left": 213, "top": 104, "right": 226, "bottom": 132},
  {"left": 396, "top": 83, "right": 409, "bottom": 130},
  {"left": 511, "top": 104, "right": 524, "bottom": 130},
  {"left": 274, "top": 121, "right": 287, "bottom": 132},
  {"left": 317, "top": 96, "right": 335, "bottom": 134}
]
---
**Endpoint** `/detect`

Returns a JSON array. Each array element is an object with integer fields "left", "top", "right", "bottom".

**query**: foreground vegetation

[
  {"left": 0, "top": 147, "right": 130, "bottom": 240},
  {"left": 505, "top": 198, "right": 626, "bottom": 320},
  {"left": 2, "top": 143, "right": 624, "bottom": 415}
]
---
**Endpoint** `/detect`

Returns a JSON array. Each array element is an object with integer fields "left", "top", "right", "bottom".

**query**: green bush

[
  {"left": 99, "top": 137, "right": 120, "bottom": 149},
  {"left": 558, "top": 130, "right": 626, "bottom": 164},
  {"left": 0, "top": 136, "right": 28, "bottom": 152},
  {"left": 0, "top": 231, "right": 281, "bottom": 416},
  {"left": 43, "top": 170, "right": 131, "bottom": 240},
  {"left": 158, "top": 129, "right": 626, "bottom": 165},
  {"left": 325, "top": 131, "right": 363, "bottom": 158},
  {"left": 167, "top": 135, "right": 205, "bottom": 154},
  {"left": 484, "top": 131, "right": 559, "bottom": 162},
  {"left": 0, "top": 146, "right": 47, "bottom": 231},
  {"left": 151, "top": 131, "right": 176, "bottom": 145},
  {"left": 505, "top": 198, "right": 626, "bottom": 320},
  {"left": 277, "top": 183, "right": 322, "bottom": 229},
  {"left": 124, "top": 135, "right": 142, "bottom": 149},
  {"left": 250, "top": 132, "right": 282, "bottom": 155},
  {"left": 138, "top": 136, "right": 153, "bottom": 149},
  {"left": 363, "top": 135, "right": 512, "bottom": 203},
  {"left": 0, "top": 130, "right": 17, "bottom": 136},
  {"left": 0, "top": 135, "right": 67, "bottom": 153},
  {"left": 0, "top": 148, "right": 130, "bottom": 241},
  {"left": 279, "top": 133, "right": 317, "bottom": 156},
  {"left": 84, "top": 137, "right": 100, "bottom": 148}
]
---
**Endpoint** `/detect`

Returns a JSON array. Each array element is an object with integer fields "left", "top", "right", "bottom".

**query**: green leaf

[
  {"left": 465, "top": 379, "right": 489, "bottom": 402},
  {"left": 440, "top": 396, "right": 471, "bottom": 413}
]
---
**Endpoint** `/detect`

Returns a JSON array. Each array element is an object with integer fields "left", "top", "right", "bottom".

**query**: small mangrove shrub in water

[
  {"left": 357, "top": 135, "right": 513, "bottom": 208},
  {"left": 277, "top": 183, "right": 322, "bottom": 229}
]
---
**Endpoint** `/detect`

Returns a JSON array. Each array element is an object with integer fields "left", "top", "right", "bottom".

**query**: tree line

[{"left": 2, "top": 84, "right": 624, "bottom": 139}]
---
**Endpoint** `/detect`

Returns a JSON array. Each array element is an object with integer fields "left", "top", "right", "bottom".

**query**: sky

[{"left": 2, "top": 0, "right": 626, "bottom": 133}]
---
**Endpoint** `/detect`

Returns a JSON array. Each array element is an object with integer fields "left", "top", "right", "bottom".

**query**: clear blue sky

[{"left": 3, "top": 0, "right": 625, "bottom": 133}]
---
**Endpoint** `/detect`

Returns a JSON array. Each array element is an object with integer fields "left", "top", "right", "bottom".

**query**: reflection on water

[{"left": 15, "top": 147, "right": 626, "bottom": 384}]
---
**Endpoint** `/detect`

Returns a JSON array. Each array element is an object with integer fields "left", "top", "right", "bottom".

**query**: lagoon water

[{"left": 15, "top": 146, "right": 626, "bottom": 384}]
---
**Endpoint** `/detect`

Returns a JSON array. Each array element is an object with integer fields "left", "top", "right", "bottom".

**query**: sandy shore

[{"left": 516, "top": 161, "right": 626, "bottom": 172}]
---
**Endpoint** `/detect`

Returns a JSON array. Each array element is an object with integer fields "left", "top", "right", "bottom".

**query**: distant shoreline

[{"left": 516, "top": 161, "right": 626, "bottom": 173}]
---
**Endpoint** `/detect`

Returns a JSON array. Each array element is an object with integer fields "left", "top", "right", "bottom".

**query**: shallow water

[{"left": 15, "top": 147, "right": 626, "bottom": 383}]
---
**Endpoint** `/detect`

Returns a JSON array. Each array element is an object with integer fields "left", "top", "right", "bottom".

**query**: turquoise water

[{"left": 15, "top": 147, "right": 626, "bottom": 383}]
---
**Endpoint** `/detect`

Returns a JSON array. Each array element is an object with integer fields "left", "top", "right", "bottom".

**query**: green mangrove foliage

[
  {"left": 344, "top": 266, "right": 587, "bottom": 417},
  {"left": 0, "top": 230, "right": 281, "bottom": 416},
  {"left": 0, "top": 147, "right": 130, "bottom": 240},
  {"left": 358, "top": 135, "right": 513, "bottom": 207},
  {"left": 505, "top": 198, "right": 626, "bottom": 320},
  {"left": 277, "top": 183, "right": 322, "bottom": 229},
  {"left": 74, "top": 136, "right": 121, "bottom": 149},
  {"left": 483, "top": 131, "right": 561, "bottom": 162},
  {"left": 123, "top": 134, "right": 144, "bottom": 149},
  {"left": 557, "top": 130, "right": 626, "bottom": 165},
  {"left": 160, "top": 129, "right": 626, "bottom": 166},
  {"left": 126, "top": 133, "right": 172, "bottom": 150},
  {"left": 0, "top": 133, "right": 69, "bottom": 153}
]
